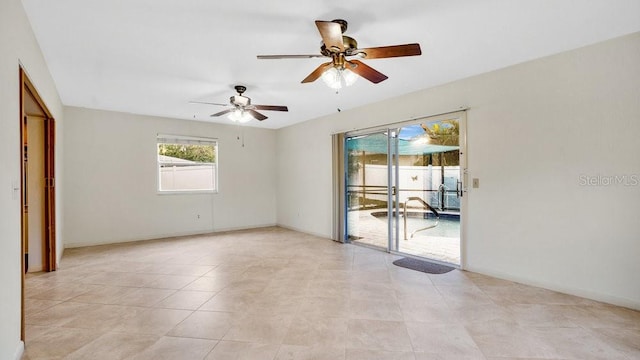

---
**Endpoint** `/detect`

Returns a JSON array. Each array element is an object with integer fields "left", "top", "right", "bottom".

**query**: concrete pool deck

[{"left": 348, "top": 209, "right": 461, "bottom": 265}]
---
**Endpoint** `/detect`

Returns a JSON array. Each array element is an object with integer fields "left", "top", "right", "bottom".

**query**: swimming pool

[{"left": 371, "top": 211, "right": 460, "bottom": 239}]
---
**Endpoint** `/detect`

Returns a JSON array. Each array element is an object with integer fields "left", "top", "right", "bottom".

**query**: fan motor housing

[{"left": 321, "top": 35, "right": 358, "bottom": 56}]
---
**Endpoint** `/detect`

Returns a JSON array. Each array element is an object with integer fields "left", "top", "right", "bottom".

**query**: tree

[
  {"left": 421, "top": 120, "right": 459, "bottom": 147},
  {"left": 415, "top": 120, "right": 460, "bottom": 166},
  {"left": 158, "top": 144, "right": 215, "bottom": 162}
]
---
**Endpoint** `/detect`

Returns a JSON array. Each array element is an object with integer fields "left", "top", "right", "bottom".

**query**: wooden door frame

[{"left": 19, "top": 66, "right": 56, "bottom": 340}]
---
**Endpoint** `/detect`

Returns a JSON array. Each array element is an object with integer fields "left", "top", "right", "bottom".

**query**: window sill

[{"left": 157, "top": 190, "right": 218, "bottom": 195}]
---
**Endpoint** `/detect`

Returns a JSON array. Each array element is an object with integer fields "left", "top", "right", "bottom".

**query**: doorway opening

[
  {"left": 20, "top": 67, "right": 57, "bottom": 340},
  {"left": 343, "top": 112, "right": 466, "bottom": 266}
]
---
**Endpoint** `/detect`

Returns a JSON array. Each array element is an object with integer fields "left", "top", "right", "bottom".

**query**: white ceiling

[{"left": 22, "top": 0, "right": 640, "bottom": 129}]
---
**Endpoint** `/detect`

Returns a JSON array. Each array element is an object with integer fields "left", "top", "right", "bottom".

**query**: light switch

[{"left": 472, "top": 178, "right": 479, "bottom": 188}]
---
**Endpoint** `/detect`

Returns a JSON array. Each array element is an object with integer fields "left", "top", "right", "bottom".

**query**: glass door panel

[
  {"left": 395, "top": 119, "right": 461, "bottom": 265},
  {"left": 345, "top": 131, "right": 392, "bottom": 250}
]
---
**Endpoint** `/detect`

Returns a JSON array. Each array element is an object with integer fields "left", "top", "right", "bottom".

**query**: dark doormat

[{"left": 392, "top": 257, "right": 455, "bottom": 274}]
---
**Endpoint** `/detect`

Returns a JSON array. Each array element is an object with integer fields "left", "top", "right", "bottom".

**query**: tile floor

[{"left": 22, "top": 227, "right": 640, "bottom": 360}]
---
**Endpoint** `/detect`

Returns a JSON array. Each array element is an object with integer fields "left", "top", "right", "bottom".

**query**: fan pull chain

[{"left": 236, "top": 123, "right": 245, "bottom": 147}]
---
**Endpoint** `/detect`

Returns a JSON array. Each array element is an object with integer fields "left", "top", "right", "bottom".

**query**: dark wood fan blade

[
  {"left": 357, "top": 43, "right": 422, "bottom": 59},
  {"left": 257, "top": 54, "right": 326, "bottom": 59},
  {"left": 302, "top": 62, "right": 334, "bottom": 83},
  {"left": 189, "top": 101, "right": 229, "bottom": 106},
  {"left": 210, "top": 109, "right": 233, "bottom": 117},
  {"left": 247, "top": 109, "right": 268, "bottom": 121},
  {"left": 347, "top": 60, "right": 388, "bottom": 84},
  {"left": 253, "top": 105, "right": 288, "bottom": 112},
  {"left": 315, "top": 20, "right": 344, "bottom": 52}
]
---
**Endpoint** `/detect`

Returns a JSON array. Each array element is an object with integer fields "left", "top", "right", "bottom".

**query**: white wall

[
  {"left": 276, "top": 32, "right": 640, "bottom": 309},
  {"left": 63, "top": 107, "right": 277, "bottom": 247},
  {"left": 0, "top": 0, "right": 64, "bottom": 358}
]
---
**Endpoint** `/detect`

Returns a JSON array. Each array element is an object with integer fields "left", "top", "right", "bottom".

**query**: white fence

[
  {"left": 348, "top": 164, "right": 461, "bottom": 209},
  {"left": 159, "top": 165, "right": 216, "bottom": 191}
]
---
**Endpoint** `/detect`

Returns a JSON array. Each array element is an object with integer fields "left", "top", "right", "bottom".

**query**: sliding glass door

[
  {"left": 345, "top": 130, "right": 397, "bottom": 251},
  {"left": 344, "top": 112, "right": 465, "bottom": 265}
]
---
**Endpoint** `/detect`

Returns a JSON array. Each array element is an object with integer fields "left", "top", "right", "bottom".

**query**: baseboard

[
  {"left": 467, "top": 265, "right": 640, "bottom": 311},
  {"left": 275, "top": 223, "right": 333, "bottom": 240},
  {"left": 57, "top": 246, "right": 64, "bottom": 268},
  {"left": 210, "top": 223, "right": 278, "bottom": 234},
  {"left": 27, "top": 264, "right": 43, "bottom": 273},
  {"left": 14, "top": 341, "right": 24, "bottom": 360},
  {"left": 63, "top": 224, "right": 278, "bottom": 249}
]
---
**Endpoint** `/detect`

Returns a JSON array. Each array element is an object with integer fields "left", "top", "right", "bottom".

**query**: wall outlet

[
  {"left": 472, "top": 178, "right": 480, "bottom": 188},
  {"left": 12, "top": 180, "right": 20, "bottom": 200}
]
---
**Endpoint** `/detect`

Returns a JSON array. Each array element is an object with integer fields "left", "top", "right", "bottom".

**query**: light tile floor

[{"left": 22, "top": 227, "right": 640, "bottom": 360}]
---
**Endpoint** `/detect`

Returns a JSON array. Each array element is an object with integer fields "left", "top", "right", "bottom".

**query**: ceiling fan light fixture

[
  {"left": 342, "top": 68, "right": 358, "bottom": 86},
  {"left": 228, "top": 109, "right": 252, "bottom": 123},
  {"left": 321, "top": 67, "right": 358, "bottom": 90},
  {"left": 231, "top": 95, "right": 250, "bottom": 107}
]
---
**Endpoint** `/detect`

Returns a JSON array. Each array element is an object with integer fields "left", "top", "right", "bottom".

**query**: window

[{"left": 157, "top": 134, "right": 218, "bottom": 193}]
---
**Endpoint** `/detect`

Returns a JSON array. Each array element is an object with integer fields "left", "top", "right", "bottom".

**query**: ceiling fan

[
  {"left": 257, "top": 19, "right": 422, "bottom": 88},
  {"left": 190, "top": 85, "right": 288, "bottom": 122}
]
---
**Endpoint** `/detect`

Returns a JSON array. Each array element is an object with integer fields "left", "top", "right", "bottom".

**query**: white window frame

[{"left": 156, "top": 134, "right": 218, "bottom": 194}]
